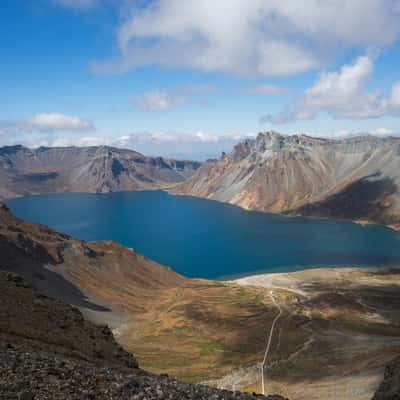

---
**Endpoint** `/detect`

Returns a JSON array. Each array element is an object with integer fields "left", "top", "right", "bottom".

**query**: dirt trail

[{"left": 261, "top": 291, "right": 282, "bottom": 394}]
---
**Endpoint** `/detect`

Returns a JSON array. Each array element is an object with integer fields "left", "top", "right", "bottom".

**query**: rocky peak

[
  {"left": 175, "top": 131, "right": 400, "bottom": 229},
  {"left": 230, "top": 132, "right": 313, "bottom": 163},
  {"left": 255, "top": 131, "right": 330, "bottom": 151},
  {"left": 255, "top": 131, "right": 285, "bottom": 152},
  {"left": 231, "top": 132, "right": 400, "bottom": 162},
  {"left": 231, "top": 139, "right": 253, "bottom": 162}
]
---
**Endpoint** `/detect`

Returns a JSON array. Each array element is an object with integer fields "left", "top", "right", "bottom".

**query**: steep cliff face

[
  {"left": 0, "top": 145, "right": 201, "bottom": 199},
  {"left": 175, "top": 132, "right": 400, "bottom": 229}
]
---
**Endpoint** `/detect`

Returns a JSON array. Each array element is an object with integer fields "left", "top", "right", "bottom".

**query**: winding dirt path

[{"left": 261, "top": 291, "right": 282, "bottom": 395}]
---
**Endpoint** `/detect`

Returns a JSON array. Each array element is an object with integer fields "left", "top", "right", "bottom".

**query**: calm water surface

[{"left": 6, "top": 191, "right": 400, "bottom": 279}]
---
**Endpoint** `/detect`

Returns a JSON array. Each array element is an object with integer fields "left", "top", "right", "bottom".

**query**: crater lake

[{"left": 6, "top": 190, "right": 400, "bottom": 279}]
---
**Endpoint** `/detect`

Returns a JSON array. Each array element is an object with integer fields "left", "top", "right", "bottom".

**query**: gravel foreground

[{"left": 0, "top": 342, "right": 286, "bottom": 400}]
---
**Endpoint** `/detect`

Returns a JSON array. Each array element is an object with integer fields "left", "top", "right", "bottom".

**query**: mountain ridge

[
  {"left": 174, "top": 132, "right": 400, "bottom": 230},
  {"left": 0, "top": 144, "right": 201, "bottom": 200}
]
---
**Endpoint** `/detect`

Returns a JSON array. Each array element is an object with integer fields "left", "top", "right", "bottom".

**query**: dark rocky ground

[
  {"left": 373, "top": 356, "right": 400, "bottom": 400},
  {"left": 0, "top": 272, "right": 285, "bottom": 400},
  {"left": 0, "top": 343, "right": 285, "bottom": 400}
]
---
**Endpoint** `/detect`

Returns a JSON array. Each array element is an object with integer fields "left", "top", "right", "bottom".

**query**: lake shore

[
  {"left": 219, "top": 266, "right": 400, "bottom": 400},
  {"left": 7, "top": 191, "right": 400, "bottom": 280},
  {"left": 232, "top": 266, "right": 400, "bottom": 297}
]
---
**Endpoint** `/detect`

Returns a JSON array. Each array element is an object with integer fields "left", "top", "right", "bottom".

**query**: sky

[{"left": 1, "top": 0, "right": 400, "bottom": 159}]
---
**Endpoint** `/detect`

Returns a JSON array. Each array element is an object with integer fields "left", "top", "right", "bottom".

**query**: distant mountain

[
  {"left": 175, "top": 132, "right": 400, "bottom": 230},
  {"left": 0, "top": 145, "right": 201, "bottom": 200}
]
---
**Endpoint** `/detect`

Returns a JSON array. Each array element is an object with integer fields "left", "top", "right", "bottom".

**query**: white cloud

[
  {"left": 0, "top": 113, "right": 95, "bottom": 148},
  {"left": 0, "top": 124, "right": 257, "bottom": 160},
  {"left": 134, "top": 90, "right": 185, "bottom": 112},
  {"left": 390, "top": 82, "right": 400, "bottom": 107},
  {"left": 134, "top": 84, "right": 214, "bottom": 112},
  {"left": 51, "top": 0, "right": 98, "bottom": 10},
  {"left": 27, "top": 113, "right": 94, "bottom": 131},
  {"left": 17, "top": 131, "right": 256, "bottom": 160},
  {"left": 369, "top": 127, "right": 396, "bottom": 136},
  {"left": 47, "top": 136, "right": 110, "bottom": 147},
  {"left": 305, "top": 130, "right": 353, "bottom": 139},
  {"left": 91, "top": 0, "right": 400, "bottom": 76},
  {"left": 244, "top": 84, "right": 289, "bottom": 95},
  {"left": 0, "top": 121, "right": 22, "bottom": 137},
  {"left": 286, "top": 128, "right": 399, "bottom": 139},
  {"left": 115, "top": 131, "right": 256, "bottom": 159},
  {"left": 265, "top": 55, "right": 400, "bottom": 123}
]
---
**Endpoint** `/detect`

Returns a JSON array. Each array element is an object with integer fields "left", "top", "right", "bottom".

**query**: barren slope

[
  {"left": 0, "top": 271, "right": 286, "bottom": 400},
  {"left": 218, "top": 268, "right": 400, "bottom": 399},
  {"left": 175, "top": 132, "right": 400, "bottom": 229},
  {"left": 0, "top": 145, "right": 201, "bottom": 199}
]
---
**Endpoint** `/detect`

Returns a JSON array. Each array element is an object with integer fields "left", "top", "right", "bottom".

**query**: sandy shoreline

[
  {"left": 232, "top": 266, "right": 400, "bottom": 295},
  {"left": 223, "top": 266, "right": 400, "bottom": 400}
]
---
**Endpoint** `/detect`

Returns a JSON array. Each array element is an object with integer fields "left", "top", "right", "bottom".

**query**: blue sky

[{"left": 1, "top": 0, "right": 400, "bottom": 159}]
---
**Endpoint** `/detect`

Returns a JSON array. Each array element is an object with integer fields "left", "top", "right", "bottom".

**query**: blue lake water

[{"left": 6, "top": 190, "right": 400, "bottom": 279}]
